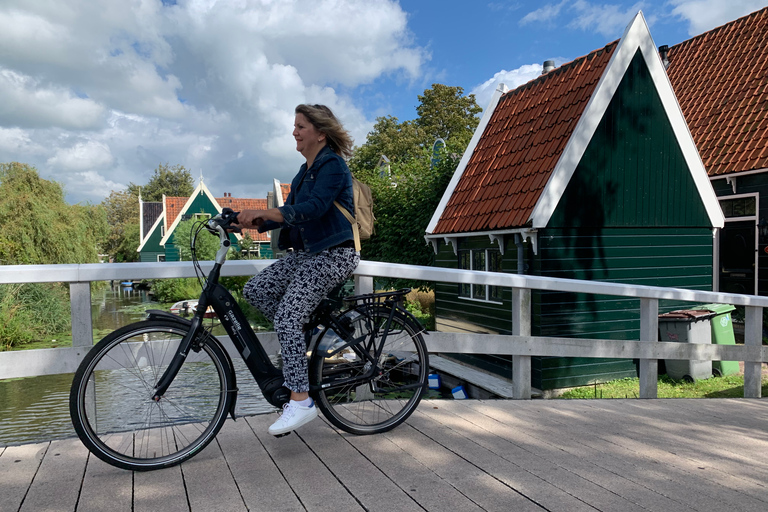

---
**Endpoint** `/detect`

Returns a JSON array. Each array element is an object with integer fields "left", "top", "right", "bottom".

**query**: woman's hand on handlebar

[{"left": 234, "top": 208, "right": 284, "bottom": 231}]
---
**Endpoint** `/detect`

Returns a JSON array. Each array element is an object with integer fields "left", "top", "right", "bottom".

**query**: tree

[
  {"left": 101, "top": 189, "right": 140, "bottom": 262},
  {"left": 415, "top": 84, "right": 482, "bottom": 149},
  {"left": 103, "top": 163, "right": 194, "bottom": 262},
  {"left": 0, "top": 162, "right": 108, "bottom": 348},
  {"left": 349, "top": 85, "right": 481, "bottom": 285},
  {"left": 347, "top": 116, "right": 421, "bottom": 172},
  {"left": 348, "top": 84, "right": 481, "bottom": 174},
  {"left": 174, "top": 219, "right": 220, "bottom": 262},
  {"left": 357, "top": 146, "right": 462, "bottom": 278},
  {"left": 132, "top": 163, "right": 194, "bottom": 201},
  {"left": 0, "top": 162, "right": 107, "bottom": 265}
]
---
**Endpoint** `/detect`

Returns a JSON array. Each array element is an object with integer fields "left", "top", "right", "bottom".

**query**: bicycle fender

[{"left": 146, "top": 309, "right": 192, "bottom": 325}]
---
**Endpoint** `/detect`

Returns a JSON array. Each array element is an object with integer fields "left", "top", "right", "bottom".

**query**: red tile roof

[
  {"left": 215, "top": 197, "right": 269, "bottom": 242},
  {"left": 164, "top": 195, "right": 270, "bottom": 242},
  {"left": 432, "top": 42, "right": 617, "bottom": 235},
  {"left": 164, "top": 196, "right": 187, "bottom": 231},
  {"left": 667, "top": 7, "right": 768, "bottom": 176}
]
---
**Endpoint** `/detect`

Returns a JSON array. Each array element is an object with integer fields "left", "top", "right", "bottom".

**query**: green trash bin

[{"left": 699, "top": 303, "right": 740, "bottom": 377}]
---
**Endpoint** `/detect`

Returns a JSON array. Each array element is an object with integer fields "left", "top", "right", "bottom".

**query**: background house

[
  {"left": 425, "top": 13, "right": 724, "bottom": 391},
  {"left": 137, "top": 180, "right": 272, "bottom": 262},
  {"left": 665, "top": 6, "right": 768, "bottom": 296}
]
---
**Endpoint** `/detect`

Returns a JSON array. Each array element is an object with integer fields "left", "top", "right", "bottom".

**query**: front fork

[{"left": 152, "top": 312, "right": 207, "bottom": 401}]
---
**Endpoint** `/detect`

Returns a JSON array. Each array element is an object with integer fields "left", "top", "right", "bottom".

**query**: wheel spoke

[
  {"left": 313, "top": 306, "right": 427, "bottom": 434},
  {"left": 70, "top": 320, "right": 233, "bottom": 471}
]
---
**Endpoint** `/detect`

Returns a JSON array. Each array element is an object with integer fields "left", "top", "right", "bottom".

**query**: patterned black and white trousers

[{"left": 243, "top": 247, "right": 360, "bottom": 393}]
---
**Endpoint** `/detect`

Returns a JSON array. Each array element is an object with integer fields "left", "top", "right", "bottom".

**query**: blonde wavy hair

[{"left": 295, "top": 104, "right": 354, "bottom": 159}]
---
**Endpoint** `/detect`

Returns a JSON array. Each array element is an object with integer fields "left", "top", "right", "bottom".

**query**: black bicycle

[{"left": 69, "top": 209, "right": 429, "bottom": 471}]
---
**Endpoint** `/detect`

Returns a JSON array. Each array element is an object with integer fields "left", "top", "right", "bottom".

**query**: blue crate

[
  {"left": 451, "top": 385, "right": 467, "bottom": 399},
  {"left": 428, "top": 374, "right": 441, "bottom": 389}
]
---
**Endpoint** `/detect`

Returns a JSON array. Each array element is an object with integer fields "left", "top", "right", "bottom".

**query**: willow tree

[
  {"left": 0, "top": 162, "right": 108, "bottom": 348},
  {"left": 0, "top": 162, "right": 107, "bottom": 265}
]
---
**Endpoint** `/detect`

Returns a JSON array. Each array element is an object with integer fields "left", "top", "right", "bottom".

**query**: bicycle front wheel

[
  {"left": 310, "top": 306, "right": 428, "bottom": 435},
  {"left": 69, "top": 320, "right": 234, "bottom": 471}
]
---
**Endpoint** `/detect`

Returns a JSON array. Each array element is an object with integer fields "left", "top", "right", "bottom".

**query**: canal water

[{"left": 0, "top": 284, "right": 276, "bottom": 447}]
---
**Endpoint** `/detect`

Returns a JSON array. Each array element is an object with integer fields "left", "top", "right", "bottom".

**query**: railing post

[
  {"left": 70, "top": 282, "right": 93, "bottom": 347},
  {"left": 354, "top": 275, "right": 373, "bottom": 296},
  {"left": 744, "top": 306, "right": 763, "bottom": 398},
  {"left": 512, "top": 287, "right": 532, "bottom": 399},
  {"left": 639, "top": 298, "right": 659, "bottom": 398}
]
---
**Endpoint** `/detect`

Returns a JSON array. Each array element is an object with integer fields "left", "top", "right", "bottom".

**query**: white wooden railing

[{"left": 1, "top": 260, "right": 767, "bottom": 399}]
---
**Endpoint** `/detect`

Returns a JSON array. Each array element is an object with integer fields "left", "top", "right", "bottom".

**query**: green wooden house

[
  {"left": 137, "top": 181, "right": 272, "bottom": 262},
  {"left": 425, "top": 12, "right": 724, "bottom": 391},
  {"left": 137, "top": 198, "right": 166, "bottom": 262},
  {"left": 665, "top": 6, "right": 768, "bottom": 296}
]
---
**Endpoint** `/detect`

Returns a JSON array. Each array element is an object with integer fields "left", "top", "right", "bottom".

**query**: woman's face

[{"left": 293, "top": 113, "right": 326, "bottom": 159}]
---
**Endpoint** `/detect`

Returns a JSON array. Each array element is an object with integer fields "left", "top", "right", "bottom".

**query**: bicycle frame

[{"left": 151, "top": 219, "right": 290, "bottom": 411}]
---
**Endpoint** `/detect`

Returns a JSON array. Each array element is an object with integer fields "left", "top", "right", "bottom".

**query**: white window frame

[
  {"left": 716, "top": 192, "right": 758, "bottom": 294},
  {"left": 458, "top": 247, "right": 503, "bottom": 303}
]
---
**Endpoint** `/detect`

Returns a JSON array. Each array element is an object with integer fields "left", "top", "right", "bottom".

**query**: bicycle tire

[
  {"left": 310, "top": 305, "right": 428, "bottom": 435},
  {"left": 69, "top": 319, "right": 234, "bottom": 471}
]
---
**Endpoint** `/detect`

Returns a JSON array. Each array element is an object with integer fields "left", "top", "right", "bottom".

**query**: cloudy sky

[{"left": 1, "top": 0, "right": 765, "bottom": 204}]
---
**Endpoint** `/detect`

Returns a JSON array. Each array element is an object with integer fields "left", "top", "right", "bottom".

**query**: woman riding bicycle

[{"left": 233, "top": 104, "right": 360, "bottom": 436}]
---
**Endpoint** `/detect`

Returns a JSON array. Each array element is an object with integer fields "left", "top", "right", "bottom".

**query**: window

[
  {"left": 458, "top": 248, "right": 503, "bottom": 302},
  {"left": 157, "top": 255, "right": 166, "bottom": 262},
  {"left": 719, "top": 196, "right": 756, "bottom": 218},
  {"left": 194, "top": 213, "right": 211, "bottom": 221}
]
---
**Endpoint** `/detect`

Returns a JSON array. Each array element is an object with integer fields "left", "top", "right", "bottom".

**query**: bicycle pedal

[{"left": 272, "top": 431, "right": 292, "bottom": 438}]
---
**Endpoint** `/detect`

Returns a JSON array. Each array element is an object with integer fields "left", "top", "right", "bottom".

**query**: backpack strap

[{"left": 334, "top": 201, "right": 361, "bottom": 252}]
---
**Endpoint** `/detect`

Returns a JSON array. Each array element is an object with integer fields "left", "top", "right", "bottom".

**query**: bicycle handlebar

[{"left": 205, "top": 208, "right": 241, "bottom": 264}]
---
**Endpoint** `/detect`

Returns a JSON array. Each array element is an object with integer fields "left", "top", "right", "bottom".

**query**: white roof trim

[
  {"left": 159, "top": 181, "right": 225, "bottom": 246},
  {"left": 273, "top": 178, "right": 285, "bottom": 207},
  {"left": 136, "top": 210, "right": 165, "bottom": 253},
  {"left": 710, "top": 167, "right": 768, "bottom": 180},
  {"left": 425, "top": 82, "right": 509, "bottom": 235},
  {"left": 529, "top": 11, "right": 724, "bottom": 229}
]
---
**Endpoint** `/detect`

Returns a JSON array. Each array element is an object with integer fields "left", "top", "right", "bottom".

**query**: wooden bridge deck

[{"left": 2, "top": 398, "right": 768, "bottom": 512}]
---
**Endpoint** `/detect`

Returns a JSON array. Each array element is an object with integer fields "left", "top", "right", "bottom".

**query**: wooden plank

[
  {"left": 426, "top": 332, "right": 768, "bottom": 361},
  {"left": 249, "top": 414, "right": 364, "bottom": 511},
  {"left": 5, "top": 401, "right": 768, "bottom": 512},
  {"left": 419, "top": 400, "right": 648, "bottom": 511},
  {"left": 77, "top": 456, "right": 132, "bottom": 512},
  {"left": 485, "top": 400, "right": 768, "bottom": 510},
  {"left": 216, "top": 416, "right": 304, "bottom": 512},
  {"left": 386, "top": 406, "right": 545, "bottom": 511},
  {"left": 343, "top": 419, "right": 486, "bottom": 511},
  {"left": 408, "top": 402, "right": 594, "bottom": 511},
  {"left": 133, "top": 463, "right": 187, "bottom": 512},
  {"left": 298, "top": 416, "right": 419, "bottom": 512},
  {"left": 18, "top": 438, "right": 88, "bottom": 512},
  {"left": 429, "top": 355, "right": 515, "bottom": 398},
  {"left": 177, "top": 424, "right": 248, "bottom": 512},
  {"left": 0, "top": 442, "right": 47, "bottom": 512}
]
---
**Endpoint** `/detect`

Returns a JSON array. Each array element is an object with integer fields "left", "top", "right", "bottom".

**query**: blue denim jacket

[{"left": 260, "top": 145, "right": 355, "bottom": 254}]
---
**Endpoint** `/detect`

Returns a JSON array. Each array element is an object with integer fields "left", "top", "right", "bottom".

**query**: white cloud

[
  {"left": 47, "top": 140, "right": 114, "bottom": 171},
  {"left": 521, "top": 1, "right": 648, "bottom": 38},
  {"left": 567, "top": 1, "right": 647, "bottom": 37},
  {"left": 471, "top": 64, "right": 545, "bottom": 109},
  {"left": 669, "top": 0, "right": 767, "bottom": 35},
  {"left": 520, "top": 0, "right": 568, "bottom": 24},
  {"left": 0, "top": 0, "right": 426, "bottom": 203},
  {"left": 0, "top": 68, "right": 105, "bottom": 129}
]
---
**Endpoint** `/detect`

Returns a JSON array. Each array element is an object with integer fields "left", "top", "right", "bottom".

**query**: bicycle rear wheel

[
  {"left": 69, "top": 320, "right": 234, "bottom": 471},
  {"left": 310, "top": 305, "right": 428, "bottom": 435}
]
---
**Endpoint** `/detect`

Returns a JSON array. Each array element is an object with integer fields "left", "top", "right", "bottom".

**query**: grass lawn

[{"left": 557, "top": 371, "right": 768, "bottom": 399}]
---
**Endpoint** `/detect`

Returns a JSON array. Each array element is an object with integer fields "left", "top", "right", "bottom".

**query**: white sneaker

[{"left": 268, "top": 399, "right": 318, "bottom": 436}]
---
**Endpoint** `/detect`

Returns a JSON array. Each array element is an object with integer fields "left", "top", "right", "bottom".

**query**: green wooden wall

[{"left": 139, "top": 219, "right": 165, "bottom": 263}]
